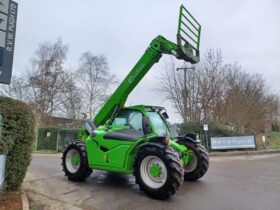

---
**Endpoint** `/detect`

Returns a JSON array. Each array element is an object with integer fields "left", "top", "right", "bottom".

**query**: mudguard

[
  {"left": 175, "top": 133, "right": 201, "bottom": 144},
  {"left": 137, "top": 141, "right": 166, "bottom": 151}
]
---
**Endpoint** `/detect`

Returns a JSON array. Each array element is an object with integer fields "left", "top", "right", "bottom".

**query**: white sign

[
  {"left": 211, "top": 136, "right": 256, "bottom": 150},
  {"left": 0, "top": 154, "right": 6, "bottom": 188},
  {"left": 203, "top": 124, "right": 208, "bottom": 131}
]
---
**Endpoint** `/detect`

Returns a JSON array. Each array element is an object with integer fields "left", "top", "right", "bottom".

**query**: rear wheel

[
  {"left": 62, "top": 140, "right": 92, "bottom": 182},
  {"left": 178, "top": 140, "right": 209, "bottom": 181},
  {"left": 134, "top": 146, "right": 184, "bottom": 200}
]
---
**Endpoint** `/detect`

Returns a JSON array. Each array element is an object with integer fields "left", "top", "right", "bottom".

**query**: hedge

[
  {"left": 179, "top": 121, "right": 241, "bottom": 146},
  {"left": 0, "top": 96, "right": 35, "bottom": 191}
]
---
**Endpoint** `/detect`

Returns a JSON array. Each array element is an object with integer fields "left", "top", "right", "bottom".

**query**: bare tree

[
  {"left": 266, "top": 94, "right": 280, "bottom": 130},
  {"left": 159, "top": 49, "right": 226, "bottom": 123},
  {"left": 59, "top": 71, "right": 82, "bottom": 119},
  {"left": 198, "top": 49, "right": 226, "bottom": 122},
  {"left": 0, "top": 39, "right": 120, "bottom": 124},
  {"left": 0, "top": 75, "right": 27, "bottom": 100},
  {"left": 2, "top": 38, "right": 70, "bottom": 122},
  {"left": 159, "top": 58, "right": 187, "bottom": 122},
  {"left": 25, "top": 38, "right": 69, "bottom": 117},
  {"left": 158, "top": 49, "right": 280, "bottom": 133},
  {"left": 76, "top": 52, "right": 116, "bottom": 118},
  {"left": 222, "top": 64, "right": 273, "bottom": 133}
]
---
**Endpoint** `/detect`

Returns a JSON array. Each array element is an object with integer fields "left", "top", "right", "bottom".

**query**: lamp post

[{"left": 177, "top": 66, "right": 195, "bottom": 123}]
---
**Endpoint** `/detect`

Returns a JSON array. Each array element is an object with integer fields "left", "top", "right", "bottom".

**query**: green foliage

[
  {"left": 0, "top": 96, "right": 35, "bottom": 191},
  {"left": 265, "top": 131, "right": 280, "bottom": 149},
  {"left": 250, "top": 132, "right": 280, "bottom": 150},
  {"left": 37, "top": 127, "right": 59, "bottom": 151},
  {"left": 271, "top": 123, "right": 279, "bottom": 131},
  {"left": 180, "top": 121, "right": 240, "bottom": 136},
  {"left": 255, "top": 135, "right": 264, "bottom": 150},
  {"left": 179, "top": 121, "right": 241, "bottom": 145}
]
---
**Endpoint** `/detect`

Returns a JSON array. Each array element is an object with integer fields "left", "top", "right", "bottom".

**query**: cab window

[
  {"left": 113, "top": 110, "right": 143, "bottom": 133},
  {"left": 146, "top": 111, "right": 170, "bottom": 137}
]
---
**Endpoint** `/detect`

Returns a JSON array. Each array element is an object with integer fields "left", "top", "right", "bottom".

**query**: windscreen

[{"left": 146, "top": 111, "right": 170, "bottom": 137}]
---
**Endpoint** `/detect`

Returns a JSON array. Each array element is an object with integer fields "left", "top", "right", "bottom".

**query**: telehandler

[{"left": 62, "top": 5, "right": 208, "bottom": 200}]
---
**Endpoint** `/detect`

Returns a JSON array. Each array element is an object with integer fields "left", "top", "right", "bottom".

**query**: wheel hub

[
  {"left": 71, "top": 153, "right": 80, "bottom": 166},
  {"left": 140, "top": 156, "right": 167, "bottom": 189},
  {"left": 184, "top": 150, "right": 198, "bottom": 173},
  {"left": 149, "top": 164, "right": 161, "bottom": 177}
]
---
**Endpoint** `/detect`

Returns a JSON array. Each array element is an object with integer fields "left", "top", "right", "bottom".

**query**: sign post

[
  {"left": 203, "top": 124, "right": 209, "bottom": 150},
  {"left": 0, "top": 0, "right": 18, "bottom": 84}
]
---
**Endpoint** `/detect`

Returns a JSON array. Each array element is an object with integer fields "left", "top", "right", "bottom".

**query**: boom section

[{"left": 94, "top": 36, "right": 180, "bottom": 126}]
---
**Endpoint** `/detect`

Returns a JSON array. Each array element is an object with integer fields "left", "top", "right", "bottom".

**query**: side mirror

[
  {"left": 142, "top": 116, "right": 152, "bottom": 135},
  {"left": 162, "top": 112, "right": 169, "bottom": 119}
]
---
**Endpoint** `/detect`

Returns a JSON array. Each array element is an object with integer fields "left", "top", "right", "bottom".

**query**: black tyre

[
  {"left": 178, "top": 140, "right": 209, "bottom": 181},
  {"left": 62, "top": 140, "right": 92, "bottom": 182},
  {"left": 134, "top": 146, "right": 184, "bottom": 200}
]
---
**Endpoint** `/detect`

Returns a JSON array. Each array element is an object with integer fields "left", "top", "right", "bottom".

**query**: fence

[
  {"left": 36, "top": 127, "right": 79, "bottom": 152},
  {"left": 178, "top": 122, "right": 242, "bottom": 150}
]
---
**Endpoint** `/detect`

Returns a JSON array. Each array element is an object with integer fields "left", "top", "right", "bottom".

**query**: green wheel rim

[
  {"left": 184, "top": 150, "right": 198, "bottom": 173},
  {"left": 140, "top": 156, "right": 167, "bottom": 189},
  {"left": 71, "top": 153, "right": 80, "bottom": 166},
  {"left": 66, "top": 149, "right": 81, "bottom": 173}
]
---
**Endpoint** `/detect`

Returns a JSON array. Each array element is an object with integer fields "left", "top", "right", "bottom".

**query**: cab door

[{"left": 88, "top": 109, "right": 145, "bottom": 169}]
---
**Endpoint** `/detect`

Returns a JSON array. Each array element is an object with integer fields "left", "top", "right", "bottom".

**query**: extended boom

[{"left": 94, "top": 5, "right": 201, "bottom": 126}]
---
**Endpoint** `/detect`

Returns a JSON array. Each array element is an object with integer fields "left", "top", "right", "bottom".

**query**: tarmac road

[{"left": 23, "top": 153, "right": 280, "bottom": 210}]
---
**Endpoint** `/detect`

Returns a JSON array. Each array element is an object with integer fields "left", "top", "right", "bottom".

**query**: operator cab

[
  {"left": 143, "top": 106, "right": 170, "bottom": 137},
  {"left": 104, "top": 105, "right": 171, "bottom": 141},
  {"left": 103, "top": 109, "right": 144, "bottom": 141}
]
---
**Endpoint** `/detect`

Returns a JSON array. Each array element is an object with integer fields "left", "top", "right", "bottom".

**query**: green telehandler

[{"left": 62, "top": 5, "right": 208, "bottom": 200}]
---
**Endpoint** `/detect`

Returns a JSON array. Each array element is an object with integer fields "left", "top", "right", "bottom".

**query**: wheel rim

[
  {"left": 184, "top": 150, "right": 198, "bottom": 173},
  {"left": 140, "top": 156, "right": 167, "bottom": 189},
  {"left": 66, "top": 149, "right": 81, "bottom": 173}
]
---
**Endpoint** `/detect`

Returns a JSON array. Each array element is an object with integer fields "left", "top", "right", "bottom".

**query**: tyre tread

[
  {"left": 178, "top": 140, "right": 209, "bottom": 181},
  {"left": 134, "top": 145, "right": 183, "bottom": 200},
  {"left": 62, "top": 140, "right": 92, "bottom": 182}
]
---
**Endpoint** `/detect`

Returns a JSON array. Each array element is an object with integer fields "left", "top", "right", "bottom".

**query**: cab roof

[{"left": 125, "top": 105, "right": 165, "bottom": 112}]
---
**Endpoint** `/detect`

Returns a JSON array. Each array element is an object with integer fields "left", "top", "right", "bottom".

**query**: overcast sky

[{"left": 11, "top": 0, "right": 280, "bottom": 123}]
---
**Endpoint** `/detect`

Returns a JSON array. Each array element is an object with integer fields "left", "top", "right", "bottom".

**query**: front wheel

[
  {"left": 134, "top": 146, "right": 184, "bottom": 200},
  {"left": 62, "top": 140, "right": 92, "bottom": 182},
  {"left": 178, "top": 140, "right": 209, "bottom": 181}
]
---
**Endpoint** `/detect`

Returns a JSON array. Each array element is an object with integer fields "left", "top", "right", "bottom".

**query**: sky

[{"left": 9, "top": 0, "right": 280, "bottom": 123}]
